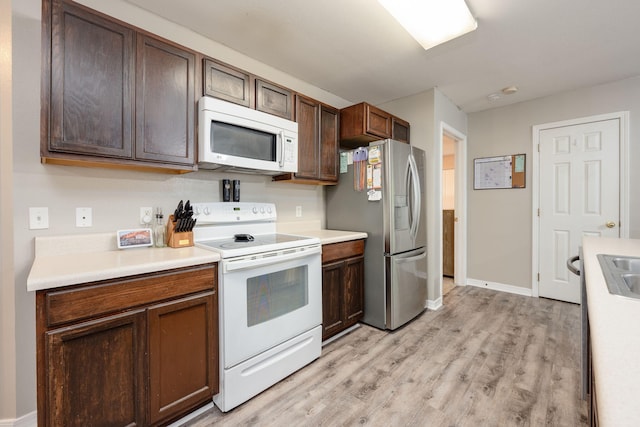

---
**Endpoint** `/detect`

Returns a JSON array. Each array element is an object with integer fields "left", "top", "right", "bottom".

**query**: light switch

[
  {"left": 76, "top": 207, "right": 92, "bottom": 227},
  {"left": 29, "top": 207, "right": 49, "bottom": 230}
]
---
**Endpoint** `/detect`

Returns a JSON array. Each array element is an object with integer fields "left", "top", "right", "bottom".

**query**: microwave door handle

[{"left": 278, "top": 131, "right": 285, "bottom": 167}]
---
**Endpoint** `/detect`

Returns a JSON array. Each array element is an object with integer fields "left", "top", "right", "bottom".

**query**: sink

[
  {"left": 623, "top": 274, "right": 640, "bottom": 293},
  {"left": 612, "top": 257, "right": 640, "bottom": 273},
  {"left": 597, "top": 254, "right": 640, "bottom": 300}
]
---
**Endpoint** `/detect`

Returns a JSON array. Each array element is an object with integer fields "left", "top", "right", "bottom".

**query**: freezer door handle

[{"left": 395, "top": 250, "right": 427, "bottom": 264}]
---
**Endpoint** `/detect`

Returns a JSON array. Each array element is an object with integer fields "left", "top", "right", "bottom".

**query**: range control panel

[{"left": 191, "top": 202, "right": 276, "bottom": 224}]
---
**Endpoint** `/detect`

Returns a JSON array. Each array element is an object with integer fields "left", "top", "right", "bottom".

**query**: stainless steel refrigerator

[{"left": 326, "top": 139, "right": 427, "bottom": 330}]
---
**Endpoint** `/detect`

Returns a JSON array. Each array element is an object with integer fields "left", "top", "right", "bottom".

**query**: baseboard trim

[
  {"left": 466, "top": 278, "right": 533, "bottom": 297},
  {"left": 0, "top": 411, "right": 37, "bottom": 427},
  {"left": 322, "top": 324, "right": 361, "bottom": 346},
  {"left": 427, "top": 297, "right": 443, "bottom": 310},
  {"left": 168, "top": 402, "right": 214, "bottom": 427}
]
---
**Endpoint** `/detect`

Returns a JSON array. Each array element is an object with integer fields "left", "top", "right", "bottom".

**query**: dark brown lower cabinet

[
  {"left": 46, "top": 310, "right": 147, "bottom": 426},
  {"left": 37, "top": 264, "right": 218, "bottom": 427},
  {"left": 148, "top": 292, "right": 217, "bottom": 425},
  {"left": 322, "top": 240, "right": 365, "bottom": 340}
]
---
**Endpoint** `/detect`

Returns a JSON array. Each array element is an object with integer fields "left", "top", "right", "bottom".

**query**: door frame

[
  {"left": 439, "top": 121, "right": 468, "bottom": 300},
  {"left": 531, "top": 111, "right": 630, "bottom": 297}
]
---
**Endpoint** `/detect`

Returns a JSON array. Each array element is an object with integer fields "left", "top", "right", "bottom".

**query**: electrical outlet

[
  {"left": 76, "top": 207, "right": 92, "bottom": 227},
  {"left": 140, "top": 207, "right": 153, "bottom": 225},
  {"left": 29, "top": 207, "right": 49, "bottom": 230},
  {"left": 295, "top": 206, "right": 302, "bottom": 217}
]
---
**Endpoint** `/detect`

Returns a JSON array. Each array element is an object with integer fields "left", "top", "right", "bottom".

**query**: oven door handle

[{"left": 224, "top": 245, "right": 321, "bottom": 272}]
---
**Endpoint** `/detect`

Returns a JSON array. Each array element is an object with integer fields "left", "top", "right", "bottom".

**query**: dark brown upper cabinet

[
  {"left": 255, "top": 79, "right": 293, "bottom": 120},
  {"left": 45, "top": 0, "right": 135, "bottom": 159},
  {"left": 203, "top": 58, "right": 252, "bottom": 108},
  {"left": 135, "top": 35, "right": 195, "bottom": 166},
  {"left": 41, "top": 0, "right": 197, "bottom": 173},
  {"left": 203, "top": 59, "right": 293, "bottom": 121},
  {"left": 392, "top": 116, "right": 411, "bottom": 144},
  {"left": 339, "top": 102, "right": 410, "bottom": 148},
  {"left": 273, "top": 94, "right": 339, "bottom": 185}
]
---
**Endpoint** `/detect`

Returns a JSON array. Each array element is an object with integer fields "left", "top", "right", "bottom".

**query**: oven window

[
  {"left": 246, "top": 265, "right": 308, "bottom": 327},
  {"left": 211, "top": 121, "right": 276, "bottom": 161}
]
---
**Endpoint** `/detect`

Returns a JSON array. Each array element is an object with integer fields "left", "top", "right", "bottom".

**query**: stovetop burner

[
  {"left": 199, "top": 233, "right": 315, "bottom": 251},
  {"left": 192, "top": 202, "right": 320, "bottom": 258}
]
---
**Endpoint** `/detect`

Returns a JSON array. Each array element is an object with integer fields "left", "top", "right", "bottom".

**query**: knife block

[{"left": 166, "top": 214, "right": 194, "bottom": 248}]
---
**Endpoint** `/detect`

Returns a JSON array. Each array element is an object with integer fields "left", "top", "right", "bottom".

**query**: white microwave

[{"left": 198, "top": 96, "right": 298, "bottom": 175}]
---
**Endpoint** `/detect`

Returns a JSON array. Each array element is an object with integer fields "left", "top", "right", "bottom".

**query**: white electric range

[{"left": 192, "top": 202, "right": 322, "bottom": 412}]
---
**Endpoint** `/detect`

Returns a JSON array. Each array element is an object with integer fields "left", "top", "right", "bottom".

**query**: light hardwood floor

[
  {"left": 443, "top": 277, "right": 455, "bottom": 295},
  {"left": 186, "top": 286, "right": 588, "bottom": 426}
]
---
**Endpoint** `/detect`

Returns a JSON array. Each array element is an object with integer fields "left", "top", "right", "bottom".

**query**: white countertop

[
  {"left": 276, "top": 221, "right": 367, "bottom": 245},
  {"left": 294, "top": 229, "right": 368, "bottom": 245},
  {"left": 582, "top": 236, "right": 640, "bottom": 427},
  {"left": 27, "top": 233, "right": 220, "bottom": 292},
  {"left": 27, "top": 228, "right": 366, "bottom": 292}
]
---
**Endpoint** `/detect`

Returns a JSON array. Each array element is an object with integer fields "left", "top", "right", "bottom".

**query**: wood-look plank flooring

[{"left": 185, "top": 286, "right": 588, "bottom": 426}]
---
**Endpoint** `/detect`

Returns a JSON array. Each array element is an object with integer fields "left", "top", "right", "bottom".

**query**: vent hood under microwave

[{"left": 198, "top": 96, "right": 298, "bottom": 175}]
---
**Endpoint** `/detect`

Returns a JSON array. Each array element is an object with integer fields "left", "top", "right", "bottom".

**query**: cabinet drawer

[
  {"left": 44, "top": 264, "right": 217, "bottom": 327},
  {"left": 322, "top": 240, "right": 365, "bottom": 264}
]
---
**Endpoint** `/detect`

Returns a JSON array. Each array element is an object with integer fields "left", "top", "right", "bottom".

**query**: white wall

[
  {"left": 8, "top": 0, "right": 350, "bottom": 418},
  {"left": 467, "top": 76, "right": 640, "bottom": 290},
  {"left": 1, "top": 0, "right": 17, "bottom": 420},
  {"left": 379, "top": 88, "right": 468, "bottom": 305}
]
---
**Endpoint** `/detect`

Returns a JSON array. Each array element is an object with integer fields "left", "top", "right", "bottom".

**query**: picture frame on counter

[{"left": 116, "top": 228, "right": 153, "bottom": 249}]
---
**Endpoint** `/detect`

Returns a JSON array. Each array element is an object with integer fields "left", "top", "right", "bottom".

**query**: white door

[{"left": 538, "top": 119, "right": 620, "bottom": 303}]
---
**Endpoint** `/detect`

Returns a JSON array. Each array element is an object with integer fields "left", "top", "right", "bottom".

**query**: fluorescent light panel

[{"left": 378, "top": 0, "right": 477, "bottom": 50}]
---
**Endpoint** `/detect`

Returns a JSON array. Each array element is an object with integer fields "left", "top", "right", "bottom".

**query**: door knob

[{"left": 606, "top": 221, "right": 616, "bottom": 228}]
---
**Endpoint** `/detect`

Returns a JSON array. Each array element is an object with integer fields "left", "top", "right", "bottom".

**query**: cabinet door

[
  {"left": 203, "top": 58, "right": 252, "bottom": 107},
  {"left": 48, "top": 0, "right": 134, "bottom": 158},
  {"left": 344, "top": 256, "right": 365, "bottom": 325},
  {"left": 45, "top": 310, "right": 146, "bottom": 427},
  {"left": 256, "top": 79, "right": 293, "bottom": 120},
  {"left": 392, "top": 116, "right": 410, "bottom": 143},
  {"left": 319, "top": 104, "right": 339, "bottom": 182},
  {"left": 135, "top": 35, "right": 195, "bottom": 166},
  {"left": 295, "top": 95, "right": 320, "bottom": 179},
  {"left": 322, "top": 261, "right": 344, "bottom": 340},
  {"left": 148, "top": 292, "right": 218, "bottom": 425},
  {"left": 365, "top": 104, "right": 392, "bottom": 139}
]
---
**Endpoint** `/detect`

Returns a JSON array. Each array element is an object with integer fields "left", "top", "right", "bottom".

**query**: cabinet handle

[{"left": 606, "top": 221, "right": 616, "bottom": 228}]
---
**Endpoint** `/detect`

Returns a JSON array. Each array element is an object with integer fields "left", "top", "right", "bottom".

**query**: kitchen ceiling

[{"left": 124, "top": 0, "right": 640, "bottom": 112}]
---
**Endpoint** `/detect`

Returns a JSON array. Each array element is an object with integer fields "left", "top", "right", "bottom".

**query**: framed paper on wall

[{"left": 474, "top": 154, "right": 526, "bottom": 189}]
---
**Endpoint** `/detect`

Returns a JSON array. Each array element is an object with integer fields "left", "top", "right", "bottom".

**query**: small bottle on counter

[{"left": 154, "top": 207, "right": 166, "bottom": 248}]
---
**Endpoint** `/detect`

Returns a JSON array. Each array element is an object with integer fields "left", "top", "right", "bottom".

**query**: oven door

[{"left": 219, "top": 245, "right": 322, "bottom": 368}]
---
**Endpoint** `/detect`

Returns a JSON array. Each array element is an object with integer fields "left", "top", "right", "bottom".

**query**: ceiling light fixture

[
  {"left": 502, "top": 86, "right": 518, "bottom": 95},
  {"left": 378, "top": 0, "right": 477, "bottom": 50}
]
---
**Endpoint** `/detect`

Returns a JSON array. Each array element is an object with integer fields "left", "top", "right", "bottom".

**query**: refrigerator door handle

[{"left": 407, "top": 153, "right": 421, "bottom": 240}]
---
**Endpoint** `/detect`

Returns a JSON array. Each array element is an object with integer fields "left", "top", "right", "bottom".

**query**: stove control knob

[
  {"left": 194, "top": 206, "right": 201, "bottom": 215},
  {"left": 260, "top": 207, "right": 265, "bottom": 214},
  {"left": 203, "top": 207, "right": 210, "bottom": 215},
  {"left": 267, "top": 206, "right": 272, "bottom": 214},
  {"left": 252, "top": 207, "right": 258, "bottom": 214}
]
